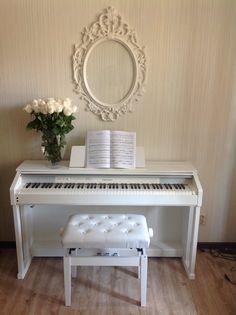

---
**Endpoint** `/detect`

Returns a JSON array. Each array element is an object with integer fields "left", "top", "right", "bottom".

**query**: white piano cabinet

[{"left": 10, "top": 160, "right": 202, "bottom": 280}]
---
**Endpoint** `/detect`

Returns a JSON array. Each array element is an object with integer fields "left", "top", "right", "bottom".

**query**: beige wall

[{"left": 0, "top": 0, "right": 236, "bottom": 241}]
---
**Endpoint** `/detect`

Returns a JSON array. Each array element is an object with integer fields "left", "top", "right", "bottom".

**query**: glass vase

[{"left": 41, "top": 134, "right": 65, "bottom": 166}]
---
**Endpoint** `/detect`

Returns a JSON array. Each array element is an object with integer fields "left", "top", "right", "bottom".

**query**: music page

[
  {"left": 110, "top": 131, "right": 136, "bottom": 168},
  {"left": 86, "top": 130, "right": 136, "bottom": 169},
  {"left": 86, "top": 130, "right": 111, "bottom": 168}
]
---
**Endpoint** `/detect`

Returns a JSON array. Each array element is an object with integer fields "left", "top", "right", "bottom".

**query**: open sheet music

[{"left": 86, "top": 130, "right": 136, "bottom": 168}]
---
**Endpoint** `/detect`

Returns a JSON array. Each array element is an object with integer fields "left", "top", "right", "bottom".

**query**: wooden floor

[{"left": 0, "top": 249, "right": 236, "bottom": 315}]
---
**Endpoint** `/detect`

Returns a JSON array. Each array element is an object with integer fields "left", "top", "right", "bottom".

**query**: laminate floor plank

[{"left": 0, "top": 249, "right": 235, "bottom": 315}]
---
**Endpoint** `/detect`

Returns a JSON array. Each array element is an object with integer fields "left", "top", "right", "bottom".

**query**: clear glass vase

[{"left": 41, "top": 134, "right": 65, "bottom": 166}]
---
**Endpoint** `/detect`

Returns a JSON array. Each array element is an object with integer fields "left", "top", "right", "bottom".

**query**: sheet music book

[{"left": 86, "top": 130, "right": 136, "bottom": 168}]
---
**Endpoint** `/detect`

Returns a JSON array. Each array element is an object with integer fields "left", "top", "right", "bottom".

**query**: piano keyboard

[{"left": 21, "top": 182, "right": 194, "bottom": 195}]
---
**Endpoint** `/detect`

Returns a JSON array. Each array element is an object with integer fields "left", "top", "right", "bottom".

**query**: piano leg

[
  {"left": 188, "top": 205, "right": 201, "bottom": 279},
  {"left": 182, "top": 205, "right": 200, "bottom": 279},
  {"left": 12, "top": 205, "right": 32, "bottom": 279}
]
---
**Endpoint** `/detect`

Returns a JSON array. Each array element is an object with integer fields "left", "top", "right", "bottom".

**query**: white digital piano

[{"left": 10, "top": 160, "right": 203, "bottom": 280}]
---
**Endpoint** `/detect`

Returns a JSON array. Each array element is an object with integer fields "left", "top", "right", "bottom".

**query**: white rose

[
  {"left": 39, "top": 103, "right": 48, "bottom": 114},
  {"left": 54, "top": 103, "right": 63, "bottom": 113},
  {"left": 32, "top": 99, "right": 39, "bottom": 106},
  {"left": 24, "top": 104, "right": 33, "bottom": 114},
  {"left": 63, "top": 107, "right": 73, "bottom": 116},
  {"left": 71, "top": 105, "right": 77, "bottom": 113},
  {"left": 32, "top": 103, "right": 40, "bottom": 113},
  {"left": 47, "top": 103, "right": 55, "bottom": 114},
  {"left": 63, "top": 98, "right": 72, "bottom": 107}
]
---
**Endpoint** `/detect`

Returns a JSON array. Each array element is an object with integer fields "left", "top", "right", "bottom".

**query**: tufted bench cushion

[{"left": 61, "top": 214, "right": 150, "bottom": 249}]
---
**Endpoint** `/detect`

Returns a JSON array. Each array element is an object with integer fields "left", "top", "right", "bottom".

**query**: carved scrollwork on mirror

[{"left": 72, "top": 7, "right": 147, "bottom": 121}]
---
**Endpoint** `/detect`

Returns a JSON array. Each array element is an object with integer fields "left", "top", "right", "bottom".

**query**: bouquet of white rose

[{"left": 24, "top": 98, "right": 77, "bottom": 165}]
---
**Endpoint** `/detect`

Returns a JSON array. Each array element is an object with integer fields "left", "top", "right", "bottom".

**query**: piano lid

[{"left": 16, "top": 160, "right": 197, "bottom": 176}]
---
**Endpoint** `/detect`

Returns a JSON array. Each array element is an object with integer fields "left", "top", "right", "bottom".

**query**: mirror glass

[{"left": 84, "top": 39, "right": 135, "bottom": 105}]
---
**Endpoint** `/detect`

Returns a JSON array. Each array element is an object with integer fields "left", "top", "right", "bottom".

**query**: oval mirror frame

[{"left": 72, "top": 7, "right": 147, "bottom": 121}]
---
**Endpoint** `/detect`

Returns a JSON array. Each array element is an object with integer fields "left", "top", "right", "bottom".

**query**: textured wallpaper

[{"left": 0, "top": 0, "right": 236, "bottom": 241}]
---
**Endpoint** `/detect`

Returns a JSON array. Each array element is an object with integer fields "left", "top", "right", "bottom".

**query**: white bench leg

[
  {"left": 64, "top": 256, "right": 71, "bottom": 306},
  {"left": 71, "top": 249, "right": 77, "bottom": 278},
  {"left": 140, "top": 254, "right": 148, "bottom": 307},
  {"left": 71, "top": 266, "right": 77, "bottom": 278}
]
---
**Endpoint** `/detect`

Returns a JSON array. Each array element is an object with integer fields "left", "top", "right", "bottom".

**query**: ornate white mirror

[{"left": 72, "top": 7, "right": 147, "bottom": 121}]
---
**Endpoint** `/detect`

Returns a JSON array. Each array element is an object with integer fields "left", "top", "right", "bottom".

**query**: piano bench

[{"left": 61, "top": 214, "right": 151, "bottom": 307}]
